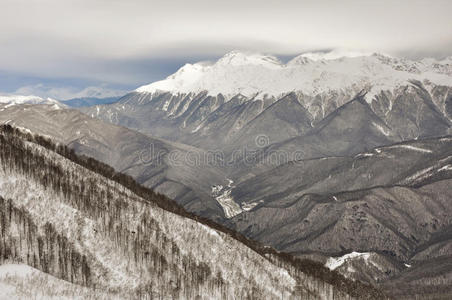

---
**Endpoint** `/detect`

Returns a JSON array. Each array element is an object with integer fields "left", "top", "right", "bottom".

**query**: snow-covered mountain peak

[
  {"left": 216, "top": 50, "right": 282, "bottom": 68},
  {"left": 136, "top": 63, "right": 206, "bottom": 94},
  {"left": 290, "top": 49, "right": 373, "bottom": 63},
  {"left": 0, "top": 94, "right": 62, "bottom": 108},
  {"left": 135, "top": 50, "right": 452, "bottom": 99},
  {"left": 286, "top": 55, "right": 314, "bottom": 65},
  {"left": 0, "top": 94, "right": 43, "bottom": 104}
]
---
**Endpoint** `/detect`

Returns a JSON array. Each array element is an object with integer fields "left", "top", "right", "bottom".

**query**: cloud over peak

[{"left": 0, "top": 0, "right": 451, "bottom": 90}]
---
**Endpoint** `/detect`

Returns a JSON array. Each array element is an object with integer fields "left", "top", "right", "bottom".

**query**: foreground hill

[
  {"left": 0, "top": 103, "right": 229, "bottom": 221},
  {"left": 0, "top": 125, "right": 384, "bottom": 299}
]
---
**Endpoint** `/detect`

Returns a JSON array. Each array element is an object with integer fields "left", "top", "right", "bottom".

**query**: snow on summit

[
  {"left": 136, "top": 50, "right": 452, "bottom": 100},
  {"left": 0, "top": 94, "right": 61, "bottom": 108}
]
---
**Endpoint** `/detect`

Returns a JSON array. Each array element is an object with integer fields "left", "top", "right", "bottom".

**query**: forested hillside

[{"left": 0, "top": 125, "right": 385, "bottom": 299}]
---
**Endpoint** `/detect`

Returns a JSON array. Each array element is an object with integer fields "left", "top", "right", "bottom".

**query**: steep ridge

[
  {"left": 371, "top": 82, "right": 452, "bottom": 139},
  {"left": 230, "top": 179, "right": 452, "bottom": 298},
  {"left": 0, "top": 126, "right": 384, "bottom": 299},
  {"left": 230, "top": 137, "right": 452, "bottom": 207},
  {"left": 229, "top": 94, "right": 400, "bottom": 178},
  {"left": 227, "top": 136, "right": 452, "bottom": 298},
  {"left": 230, "top": 93, "right": 313, "bottom": 151},
  {"left": 81, "top": 51, "right": 452, "bottom": 150},
  {"left": 0, "top": 104, "right": 229, "bottom": 221},
  {"left": 229, "top": 136, "right": 452, "bottom": 241},
  {"left": 189, "top": 94, "right": 268, "bottom": 148},
  {"left": 274, "top": 94, "right": 398, "bottom": 155}
]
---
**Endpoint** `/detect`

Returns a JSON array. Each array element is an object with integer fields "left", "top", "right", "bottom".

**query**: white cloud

[
  {"left": 297, "top": 49, "right": 376, "bottom": 61},
  {"left": 14, "top": 84, "right": 127, "bottom": 100}
]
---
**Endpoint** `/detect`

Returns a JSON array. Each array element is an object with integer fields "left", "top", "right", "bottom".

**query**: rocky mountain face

[
  {"left": 81, "top": 84, "right": 452, "bottom": 152},
  {"left": 229, "top": 138, "right": 452, "bottom": 257},
  {"left": 0, "top": 126, "right": 383, "bottom": 299},
  {"left": 229, "top": 137, "right": 452, "bottom": 207},
  {"left": 81, "top": 52, "right": 452, "bottom": 151}
]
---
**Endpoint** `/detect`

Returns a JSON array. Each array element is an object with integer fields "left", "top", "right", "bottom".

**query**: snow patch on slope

[
  {"left": 242, "top": 200, "right": 264, "bottom": 211},
  {"left": 325, "top": 252, "right": 372, "bottom": 270},
  {"left": 211, "top": 179, "right": 243, "bottom": 218},
  {"left": 372, "top": 122, "right": 391, "bottom": 136},
  {"left": 393, "top": 145, "right": 433, "bottom": 153},
  {"left": 439, "top": 165, "right": 452, "bottom": 172}
]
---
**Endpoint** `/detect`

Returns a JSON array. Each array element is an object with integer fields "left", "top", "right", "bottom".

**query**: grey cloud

[{"left": 1, "top": 0, "right": 451, "bottom": 86}]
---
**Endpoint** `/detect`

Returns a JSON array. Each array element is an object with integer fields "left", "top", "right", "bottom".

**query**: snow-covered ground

[
  {"left": 211, "top": 179, "right": 243, "bottom": 218},
  {"left": 242, "top": 200, "right": 264, "bottom": 211},
  {"left": 392, "top": 145, "right": 433, "bottom": 153},
  {"left": 400, "top": 155, "right": 452, "bottom": 184},
  {"left": 2, "top": 138, "right": 337, "bottom": 299},
  {"left": 325, "top": 252, "right": 372, "bottom": 270},
  {"left": 0, "top": 264, "right": 118, "bottom": 300}
]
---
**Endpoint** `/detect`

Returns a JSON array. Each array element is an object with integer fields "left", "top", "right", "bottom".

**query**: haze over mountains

[{"left": 1, "top": 49, "right": 452, "bottom": 299}]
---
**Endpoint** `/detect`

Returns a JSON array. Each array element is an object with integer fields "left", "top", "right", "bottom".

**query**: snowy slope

[
  {"left": 0, "top": 128, "right": 379, "bottom": 299},
  {"left": 136, "top": 50, "right": 452, "bottom": 101},
  {"left": 0, "top": 264, "right": 119, "bottom": 300}
]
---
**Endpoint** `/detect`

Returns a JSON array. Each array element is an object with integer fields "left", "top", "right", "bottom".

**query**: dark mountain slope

[
  {"left": 272, "top": 94, "right": 398, "bottom": 156},
  {"left": 230, "top": 93, "right": 313, "bottom": 151},
  {"left": 230, "top": 178, "right": 452, "bottom": 258},
  {"left": 229, "top": 94, "right": 400, "bottom": 178},
  {"left": 230, "top": 136, "right": 452, "bottom": 206}
]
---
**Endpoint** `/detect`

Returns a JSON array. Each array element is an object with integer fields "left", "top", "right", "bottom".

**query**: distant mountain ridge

[
  {"left": 82, "top": 51, "right": 452, "bottom": 152},
  {"left": 62, "top": 96, "right": 121, "bottom": 107},
  {"left": 0, "top": 93, "right": 122, "bottom": 109},
  {"left": 135, "top": 50, "right": 452, "bottom": 100},
  {"left": 0, "top": 94, "right": 63, "bottom": 108}
]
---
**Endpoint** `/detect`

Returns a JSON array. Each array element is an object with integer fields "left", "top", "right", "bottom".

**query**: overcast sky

[{"left": 1, "top": 0, "right": 451, "bottom": 99}]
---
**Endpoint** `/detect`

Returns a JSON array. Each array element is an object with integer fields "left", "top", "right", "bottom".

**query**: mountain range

[
  {"left": 82, "top": 51, "right": 451, "bottom": 150},
  {"left": 1, "top": 50, "right": 452, "bottom": 299}
]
